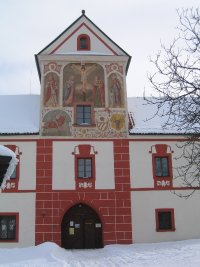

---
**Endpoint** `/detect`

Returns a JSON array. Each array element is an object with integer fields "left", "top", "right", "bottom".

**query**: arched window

[{"left": 77, "top": 34, "right": 90, "bottom": 50}]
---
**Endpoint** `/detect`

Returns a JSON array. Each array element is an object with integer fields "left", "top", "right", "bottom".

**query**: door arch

[{"left": 61, "top": 203, "right": 103, "bottom": 249}]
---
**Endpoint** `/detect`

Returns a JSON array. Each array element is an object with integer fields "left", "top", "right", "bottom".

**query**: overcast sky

[{"left": 0, "top": 0, "right": 198, "bottom": 96}]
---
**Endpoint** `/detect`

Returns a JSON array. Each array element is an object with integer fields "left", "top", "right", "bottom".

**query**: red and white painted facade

[{"left": 0, "top": 11, "right": 200, "bottom": 248}]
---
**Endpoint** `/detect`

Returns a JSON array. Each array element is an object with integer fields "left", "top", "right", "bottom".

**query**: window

[
  {"left": 73, "top": 144, "right": 97, "bottom": 189},
  {"left": 150, "top": 144, "right": 173, "bottom": 189},
  {"left": 80, "top": 37, "right": 88, "bottom": 49},
  {"left": 78, "top": 158, "right": 92, "bottom": 178},
  {"left": 155, "top": 209, "right": 175, "bottom": 232},
  {"left": 3, "top": 145, "right": 21, "bottom": 192},
  {"left": 0, "top": 155, "right": 12, "bottom": 186},
  {"left": 10, "top": 167, "right": 17, "bottom": 179},
  {"left": 76, "top": 105, "right": 91, "bottom": 125},
  {"left": 155, "top": 157, "right": 169, "bottom": 177},
  {"left": 0, "top": 214, "right": 18, "bottom": 242},
  {"left": 77, "top": 34, "right": 90, "bottom": 50}
]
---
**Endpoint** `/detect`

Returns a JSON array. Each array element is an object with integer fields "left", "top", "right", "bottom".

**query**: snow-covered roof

[
  {"left": 0, "top": 95, "right": 189, "bottom": 135},
  {"left": 0, "top": 95, "right": 40, "bottom": 134},
  {"left": 128, "top": 97, "right": 186, "bottom": 135}
]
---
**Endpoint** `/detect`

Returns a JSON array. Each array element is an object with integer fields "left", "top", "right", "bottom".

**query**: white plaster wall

[
  {"left": 129, "top": 142, "right": 153, "bottom": 188},
  {"left": 94, "top": 142, "right": 115, "bottom": 189},
  {"left": 52, "top": 141, "right": 115, "bottom": 190},
  {"left": 56, "top": 26, "right": 113, "bottom": 55},
  {"left": 53, "top": 142, "right": 75, "bottom": 190},
  {"left": 0, "top": 142, "right": 36, "bottom": 190},
  {"left": 42, "top": 16, "right": 125, "bottom": 56},
  {"left": 129, "top": 141, "right": 188, "bottom": 188},
  {"left": 0, "top": 193, "right": 35, "bottom": 248},
  {"left": 131, "top": 190, "right": 200, "bottom": 243}
]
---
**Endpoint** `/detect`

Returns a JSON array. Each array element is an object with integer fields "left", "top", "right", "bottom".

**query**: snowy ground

[{"left": 0, "top": 239, "right": 200, "bottom": 267}]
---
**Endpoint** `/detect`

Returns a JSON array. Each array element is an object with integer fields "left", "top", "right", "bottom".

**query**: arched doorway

[{"left": 61, "top": 203, "right": 103, "bottom": 249}]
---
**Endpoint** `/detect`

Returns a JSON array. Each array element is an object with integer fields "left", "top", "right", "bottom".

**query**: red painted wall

[{"left": 35, "top": 139, "right": 132, "bottom": 246}]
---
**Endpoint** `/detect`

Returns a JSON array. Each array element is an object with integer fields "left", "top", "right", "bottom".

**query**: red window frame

[
  {"left": 77, "top": 34, "right": 91, "bottom": 50},
  {"left": 4, "top": 145, "right": 21, "bottom": 192},
  {"left": 73, "top": 145, "right": 97, "bottom": 190},
  {"left": 0, "top": 213, "right": 19, "bottom": 242},
  {"left": 151, "top": 144, "right": 173, "bottom": 189},
  {"left": 155, "top": 208, "right": 175, "bottom": 232}
]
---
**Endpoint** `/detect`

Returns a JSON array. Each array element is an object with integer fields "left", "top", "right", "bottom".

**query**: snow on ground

[{"left": 1, "top": 239, "right": 200, "bottom": 267}]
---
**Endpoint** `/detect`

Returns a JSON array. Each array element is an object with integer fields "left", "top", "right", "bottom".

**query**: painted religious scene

[
  {"left": 42, "top": 109, "right": 72, "bottom": 136},
  {"left": 43, "top": 72, "right": 59, "bottom": 107},
  {"left": 41, "top": 62, "right": 127, "bottom": 137},
  {"left": 63, "top": 63, "right": 105, "bottom": 107},
  {"left": 108, "top": 73, "right": 124, "bottom": 108}
]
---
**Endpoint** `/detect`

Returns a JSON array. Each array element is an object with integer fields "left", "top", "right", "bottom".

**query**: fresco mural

[
  {"left": 43, "top": 72, "right": 59, "bottom": 107},
  {"left": 110, "top": 113, "right": 125, "bottom": 131},
  {"left": 43, "top": 62, "right": 62, "bottom": 75},
  {"left": 108, "top": 73, "right": 124, "bottom": 108},
  {"left": 42, "top": 109, "right": 72, "bottom": 136},
  {"left": 40, "top": 63, "right": 127, "bottom": 138},
  {"left": 72, "top": 109, "right": 127, "bottom": 138},
  {"left": 105, "top": 63, "right": 123, "bottom": 75},
  {"left": 63, "top": 63, "right": 105, "bottom": 107}
]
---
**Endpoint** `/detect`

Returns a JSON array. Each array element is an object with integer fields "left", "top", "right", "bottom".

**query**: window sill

[
  {"left": 73, "top": 124, "right": 96, "bottom": 128},
  {"left": 77, "top": 177, "right": 94, "bottom": 180},
  {"left": 156, "top": 228, "right": 176, "bottom": 232},
  {"left": 0, "top": 239, "right": 18, "bottom": 242},
  {"left": 77, "top": 48, "right": 91, "bottom": 51}
]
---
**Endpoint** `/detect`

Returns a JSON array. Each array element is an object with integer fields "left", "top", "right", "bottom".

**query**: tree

[{"left": 147, "top": 8, "right": 200, "bottom": 197}]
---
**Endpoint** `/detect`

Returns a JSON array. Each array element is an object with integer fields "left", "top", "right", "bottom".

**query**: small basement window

[
  {"left": 155, "top": 209, "right": 175, "bottom": 232},
  {"left": 0, "top": 214, "right": 18, "bottom": 242}
]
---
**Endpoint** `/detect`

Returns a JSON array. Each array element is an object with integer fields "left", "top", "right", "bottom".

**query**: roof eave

[
  {"left": 35, "top": 12, "right": 132, "bottom": 77},
  {"left": 0, "top": 132, "right": 39, "bottom": 136}
]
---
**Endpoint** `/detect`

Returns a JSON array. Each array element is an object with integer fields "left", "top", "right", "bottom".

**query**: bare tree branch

[{"left": 147, "top": 8, "right": 200, "bottom": 196}]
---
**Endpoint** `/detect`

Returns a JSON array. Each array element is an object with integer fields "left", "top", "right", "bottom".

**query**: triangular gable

[
  {"left": 38, "top": 11, "right": 130, "bottom": 57},
  {"left": 35, "top": 11, "right": 131, "bottom": 78},
  {"left": 49, "top": 22, "right": 118, "bottom": 56}
]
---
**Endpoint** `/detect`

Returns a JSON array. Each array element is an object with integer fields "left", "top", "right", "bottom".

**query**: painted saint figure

[
  {"left": 44, "top": 73, "right": 59, "bottom": 107},
  {"left": 109, "top": 73, "right": 123, "bottom": 107},
  {"left": 64, "top": 75, "right": 75, "bottom": 106},
  {"left": 93, "top": 76, "right": 105, "bottom": 107}
]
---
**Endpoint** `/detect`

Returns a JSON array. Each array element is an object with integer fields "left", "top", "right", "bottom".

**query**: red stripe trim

[
  {"left": 130, "top": 187, "right": 200, "bottom": 191},
  {"left": 0, "top": 138, "right": 189, "bottom": 142},
  {"left": 2, "top": 190, "right": 36, "bottom": 193},
  {"left": 50, "top": 22, "right": 117, "bottom": 55}
]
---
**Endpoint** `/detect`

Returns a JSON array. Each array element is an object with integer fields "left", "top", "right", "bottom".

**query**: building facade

[{"left": 0, "top": 11, "right": 200, "bottom": 248}]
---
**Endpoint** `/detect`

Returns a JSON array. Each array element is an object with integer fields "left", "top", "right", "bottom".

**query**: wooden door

[
  {"left": 61, "top": 203, "right": 103, "bottom": 249},
  {"left": 84, "top": 219, "right": 95, "bottom": 249}
]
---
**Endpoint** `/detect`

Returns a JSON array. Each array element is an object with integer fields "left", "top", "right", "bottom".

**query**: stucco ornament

[
  {"left": 79, "top": 182, "right": 93, "bottom": 188},
  {"left": 157, "top": 180, "right": 171, "bottom": 187}
]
